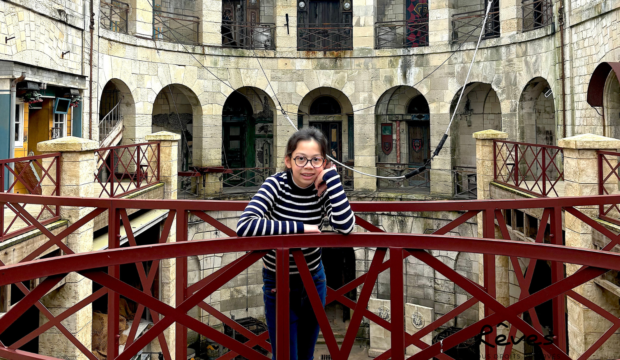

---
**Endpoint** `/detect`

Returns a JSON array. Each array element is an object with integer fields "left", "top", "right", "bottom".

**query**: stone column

[
  {"left": 354, "top": 112, "right": 377, "bottom": 191},
  {"left": 352, "top": 0, "right": 373, "bottom": 50},
  {"left": 428, "top": 0, "right": 454, "bottom": 45},
  {"left": 558, "top": 134, "right": 620, "bottom": 359},
  {"left": 37, "top": 137, "right": 98, "bottom": 360},
  {"left": 473, "top": 129, "right": 510, "bottom": 359},
  {"left": 133, "top": 0, "right": 154, "bottom": 38},
  {"left": 275, "top": 0, "right": 297, "bottom": 52},
  {"left": 199, "top": 0, "right": 222, "bottom": 46},
  {"left": 499, "top": 0, "right": 522, "bottom": 36},
  {"left": 146, "top": 131, "right": 181, "bottom": 200}
]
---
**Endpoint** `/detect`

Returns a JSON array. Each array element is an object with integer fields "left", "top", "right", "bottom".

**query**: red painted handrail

[
  {"left": 1, "top": 192, "right": 620, "bottom": 360},
  {"left": 493, "top": 139, "right": 564, "bottom": 197},
  {"left": 0, "top": 153, "right": 61, "bottom": 241},
  {"left": 94, "top": 142, "right": 160, "bottom": 198}
]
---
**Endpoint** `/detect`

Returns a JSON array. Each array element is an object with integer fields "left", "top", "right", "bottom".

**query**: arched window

[{"left": 309, "top": 96, "right": 341, "bottom": 115}]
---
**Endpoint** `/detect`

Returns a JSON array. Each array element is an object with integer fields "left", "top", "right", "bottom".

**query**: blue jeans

[{"left": 263, "top": 262, "right": 327, "bottom": 360}]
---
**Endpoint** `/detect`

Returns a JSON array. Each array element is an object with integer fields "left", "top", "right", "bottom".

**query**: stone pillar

[
  {"left": 499, "top": 0, "right": 522, "bottom": 36},
  {"left": 199, "top": 0, "right": 222, "bottom": 46},
  {"left": 37, "top": 137, "right": 98, "bottom": 360},
  {"left": 354, "top": 112, "right": 377, "bottom": 191},
  {"left": 473, "top": 129, "right": 510, "bottom": 359},
  {"left": 146, "top": 131, "right": 181, "bottom": 199},
  {"left": 275, "top": 0, "right": 297, "bottom": 51},
  {"left": 428, "top": 0, "right": 454, "bottom": 45},
  {"left": 558, "top": 134, "right": 620, "bottom": 359},
  {"left": 352, "top": 0, "right": 373, "bottom": 50},
  {"left": 133, "top": 0, "right": 154, "bottom": 38}
]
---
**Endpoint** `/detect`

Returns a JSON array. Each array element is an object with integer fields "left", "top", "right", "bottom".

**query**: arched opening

[
  {"left": 153, "top": 84, "right": 201, "bottom": 172},
  {"left": 375, "top": 86, "right": 430, "bottom": 192},
  {"left": 604, "top": 71, "right": 620, "bottom": 139},
  {"left": 310, "top": 96, "right": 341, "bottom": 115},
  {"left": 299, "top": 88, "right": 354, "bottom": 164},
  {"left": 322, "top": 248, "right": 356, "bottom": 330},
  {"left": 99, "top": 79, "right": 135, "bottom": 147},
  {"left": 221, "top": 88, "right": 276, "bottom": 191},
  {"left": 450, "top": 82, "right": 501, "bottom": 169},
  {"left": 519, "top": 77, "right": 556, "bottom": 146}
]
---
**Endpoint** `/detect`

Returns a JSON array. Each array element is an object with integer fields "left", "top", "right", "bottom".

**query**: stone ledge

[
  {"left": 558, "top": 133, "right": 620, "bottom": 150},
  {"left": 0, "top": 219, "right": 68, "bottom": 251},
  {"left": 37, "top": 136, "right": 99, "bottom": 152},
  {"left": 145, "top": 131, "right": 182, "bottom": 141},
  {"left": 473, "top": 129, "right": 508, "bottom": 140}
]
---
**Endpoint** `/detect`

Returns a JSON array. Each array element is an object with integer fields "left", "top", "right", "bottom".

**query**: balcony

[
  {"left": 153, "top": 9, "right": 200, "bottom": 44},
  {"left": 100, "top": 0, "right": 129, "bottom": 34},
  {"left": 522, "top": 0, "right": 554, "bottom": 32},
  {"left": 297, "top": 24, "right": 353, "bottom": 51},
  {"left": 375, "top": 20, "right": 429, "bottom": 49},
  {"left": 451, "top": 9, "right": 500, "bottom": 44},
  {"left": 221, "top": 22, "right": 275, "bottom": 50}
]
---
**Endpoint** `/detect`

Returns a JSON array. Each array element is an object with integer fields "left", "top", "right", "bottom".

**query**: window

[
  {"left": 53, "top": 113, "right": 67, "bottom": 139},
  {"left": 14, "top": 103, "right": 24, "bottom": 148}
]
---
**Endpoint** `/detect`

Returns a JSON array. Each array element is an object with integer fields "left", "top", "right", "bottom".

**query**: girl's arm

[
  {"left": 321, "top": 170, "right": 355, "bottom": 234},
  {"left": 236, "top": 177, "right": 305, "bottom": 237}
]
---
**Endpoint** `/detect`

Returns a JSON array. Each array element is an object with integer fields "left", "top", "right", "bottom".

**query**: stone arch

[
  {"left": 98, "top": 79, "right": 135, "bottom": 145},
  {"left": 518, "top": 77, "right": 557, "bottom": 145},
  {"left": 449, "top": 82, "right": 501, "bottom": 169},
  {"left": 152, "top": 84, "right": 202, "bottom": 171},
  {"left": 298, "top": 87, "right": 354, "bottom": 163},
  {"left": 374, "top": 86, "right": 431, "bottom": 190},
  {"left": 221, "top": 87, "right": 277, "bottom": 175},
  {"left": 604, "top": 71, "right": 620, "bottom": 139}
]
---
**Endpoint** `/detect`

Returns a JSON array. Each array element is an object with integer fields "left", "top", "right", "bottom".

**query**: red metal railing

[
  {"left": 1, "top": 192, "right": 620, "bottom": 360},
  {"left": 0, "top": 153, "right": 61, "bottom": 241},
  {"left": 494, "top": 140, "right": 564, "bottom": 197},
  {"left": 95, "top": 142, "right": 160, "bottom": 198},
  {"left": 597, "top": 150, "right": 620, "bottom": 225}
]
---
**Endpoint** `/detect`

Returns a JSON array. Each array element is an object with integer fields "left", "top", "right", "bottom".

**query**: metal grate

[{"left": 320, "top": 355, "right": 332, "bottom": 360}]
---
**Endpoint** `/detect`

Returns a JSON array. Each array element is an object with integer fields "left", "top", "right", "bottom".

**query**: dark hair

[{"left": 283, "top": 127, "right": 329, "bottom": 171}]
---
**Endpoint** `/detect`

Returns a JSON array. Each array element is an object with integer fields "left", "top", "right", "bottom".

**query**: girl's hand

[
  {"left": 304, "top": 224, "right": 321, "bottom": 233},
  {"left": 315, "top": 162, "right": 337, "bottom": 196}
]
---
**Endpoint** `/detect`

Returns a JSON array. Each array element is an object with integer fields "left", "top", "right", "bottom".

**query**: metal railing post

[
  {"left": 598, "top": 152, "right": 604, "bottom": 222},
  {"left": 110, "top": 149, "right": 115, "bottom": 197},
  {"left": 176, "top": 209, "right": 188, "bottom": 360},
  {"left": 514, "top": 144, "right": 520, "bottom": 187},
  {"left": 542, "top": 148, "right": 547, "bottom": 196},
  {"left": 276, "top": 248, "right": 290, "bottom": 360},
  {"left": 550, "top": 206, "right": 566, "bottom": 352},
  {"left": 107, "top": 203, "right": 121, "bottom": 360},
  {"left": 137, "top": 145, "right": 142, "bottom": 188},
  {"left": 390, "top": 248, "right": 405, "bottom": 360},
  {"left": 482, "top": 208, "right": 497, "bottom": 360}
]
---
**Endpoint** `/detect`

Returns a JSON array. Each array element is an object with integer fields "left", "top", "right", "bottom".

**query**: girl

[{"left": 236, "top": 127, "right": 355, "bottom": 360}]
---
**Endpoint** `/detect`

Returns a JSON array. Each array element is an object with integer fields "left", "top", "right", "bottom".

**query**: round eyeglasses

[{"left": 293, "top": 155, "right": 326, "bottom": 168}]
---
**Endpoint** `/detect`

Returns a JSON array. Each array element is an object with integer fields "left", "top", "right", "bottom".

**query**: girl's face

[{"left": 284, "top": 139, "right": 326, "bottom": 188}]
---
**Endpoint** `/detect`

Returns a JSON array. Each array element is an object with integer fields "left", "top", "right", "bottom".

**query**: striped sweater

[{"left": 236, "top": 169, "right": 355, "bottom": 274}]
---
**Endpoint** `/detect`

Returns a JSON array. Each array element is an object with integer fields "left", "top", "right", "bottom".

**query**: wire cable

[{"left": 143, "top": 0, "right": 492, "bottom": 181}]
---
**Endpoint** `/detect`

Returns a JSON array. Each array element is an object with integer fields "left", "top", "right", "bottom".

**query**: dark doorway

[
  {"left": 222, "top": 92, "right": 253, "bottom": 172},
  {"left": 310, "top": 122, "right": 342, "bottom": 162},
  {"left": 321, "top": 248, "right": 356, "bottom": 326},
  {"left": 0, "top": 283, "right": 39, "bottom": 353},
  {"left": 524, "top": 260, "right": 553, "bottom": 360},
  {"left": 310, "top": 96, "right": 341, "bottom": 115}
]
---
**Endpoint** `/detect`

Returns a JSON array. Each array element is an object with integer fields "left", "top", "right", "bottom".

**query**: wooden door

[
  {"left": 308, "top": 0, "right": 341, "bottom": 49},
  {"left": 28, "top": 99, "right": 52, "bottom": 156},
  {"left": 223, "top": 120, "right": 246, "bottom": 169},
  {"left": 408, "top": 122, "right": 429, "bottom": 165}
]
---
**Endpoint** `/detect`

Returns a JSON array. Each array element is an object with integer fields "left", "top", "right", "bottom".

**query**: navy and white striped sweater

[{"left": 236, "top": 169, "right": 355, "bottom": 274}]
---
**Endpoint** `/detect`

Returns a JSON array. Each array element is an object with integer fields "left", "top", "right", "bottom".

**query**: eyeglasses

[{"left": 293, "top": 155, "right": 326, "bottom": 168}]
